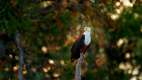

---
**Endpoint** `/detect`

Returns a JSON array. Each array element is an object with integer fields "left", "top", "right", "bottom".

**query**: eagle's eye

[{"left": 84, "top": 27, "right": 91, "bottom": 32}]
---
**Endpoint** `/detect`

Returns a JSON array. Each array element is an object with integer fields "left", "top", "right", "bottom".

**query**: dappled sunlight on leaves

[
  {"left": 0, "top": 0, "right": 142, "bottom": 80},
  {"left": 120, "top": 0, "right": 136, "bottom": 8},
  {"left": 40, "top": 1, "right": 53, "bottom": 8}
]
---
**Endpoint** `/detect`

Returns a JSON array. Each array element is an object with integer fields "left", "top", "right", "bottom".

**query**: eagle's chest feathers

[{"left": 84, "top": 32, "right": 91, "bottom": 45}]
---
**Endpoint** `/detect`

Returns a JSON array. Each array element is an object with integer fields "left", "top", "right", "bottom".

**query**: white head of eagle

[{"left": 71, "top": 27, "right": 91, "bottom": 62}]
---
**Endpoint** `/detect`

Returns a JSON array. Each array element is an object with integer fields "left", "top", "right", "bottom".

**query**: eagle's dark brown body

[{"left": 71, "top": 34, "right": 91, "bottom": 62}]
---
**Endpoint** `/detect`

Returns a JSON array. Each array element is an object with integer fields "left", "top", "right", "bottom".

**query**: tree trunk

[{"left": 16, "top": 33, "right": 24, "bottom": 80}]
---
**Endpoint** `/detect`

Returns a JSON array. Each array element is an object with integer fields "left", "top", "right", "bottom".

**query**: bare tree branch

[{"left": 75, "top": 53, "right": 83, "bottom": 80}]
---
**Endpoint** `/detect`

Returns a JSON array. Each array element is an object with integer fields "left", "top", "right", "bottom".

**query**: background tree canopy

[{"left": 0, "top": 0, "right": 142, "bottom": 80}]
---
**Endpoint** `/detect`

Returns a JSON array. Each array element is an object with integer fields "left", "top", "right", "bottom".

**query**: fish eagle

[{"left": 71, "top": 27, "right": 91, "bottom": 62}]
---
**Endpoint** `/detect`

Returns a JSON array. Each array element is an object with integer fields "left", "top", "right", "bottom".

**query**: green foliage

[
  {"left": 134, "top": 38, "right": 142, "bottom": 64},
  {"left": 33, "top": 72, "right": 44, "bottom": 80}
]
